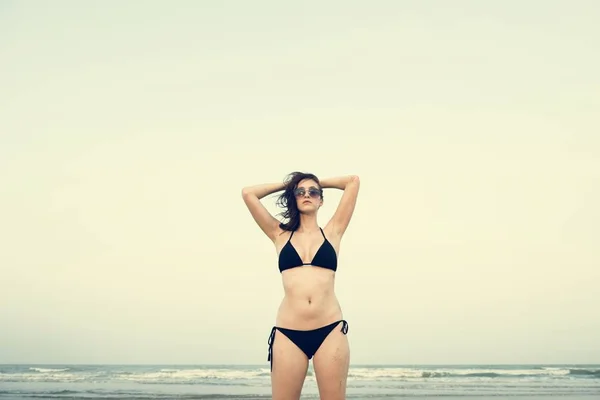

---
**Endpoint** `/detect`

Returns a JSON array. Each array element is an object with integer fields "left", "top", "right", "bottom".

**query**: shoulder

[
  {"left": 322, "top": 225, "right": 342, "bottom": 249},
  {"left": 273, "top": 227, "right": 292, "bottom": 246}
]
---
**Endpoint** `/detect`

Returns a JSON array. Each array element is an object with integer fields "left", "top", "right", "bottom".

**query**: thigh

[
  {"left": 271, "top": 329, "right": 309, "bottom": 400},
  {"left": 312, "top": 322, "right": 350, "bottom": 400}
]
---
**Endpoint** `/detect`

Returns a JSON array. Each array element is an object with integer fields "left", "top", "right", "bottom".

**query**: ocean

[{"left": 0, "top": 364, "right": 598, "bottom": 399}]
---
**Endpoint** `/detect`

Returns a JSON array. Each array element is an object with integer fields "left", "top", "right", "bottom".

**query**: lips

[{"left": 302, "top": 200, "right": 311, "bottom": 204}]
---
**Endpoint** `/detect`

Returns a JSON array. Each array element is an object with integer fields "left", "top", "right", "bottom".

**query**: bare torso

[{"left": 274, "top": 227, "right": 343, "bottom": 329}]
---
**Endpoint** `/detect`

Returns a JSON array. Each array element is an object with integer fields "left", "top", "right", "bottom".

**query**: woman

[{"left": 241, "top": 172, "right": 360, "bottom": 400}]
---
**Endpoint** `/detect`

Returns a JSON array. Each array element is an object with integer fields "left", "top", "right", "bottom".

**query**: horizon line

[{"left": 2, "top": 362, "right": 598, "bottom": 366}]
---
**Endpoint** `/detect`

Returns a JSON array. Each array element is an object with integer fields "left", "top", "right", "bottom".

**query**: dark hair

[{"left": 276, "top": 171, "right": 323, "bottom": 231}]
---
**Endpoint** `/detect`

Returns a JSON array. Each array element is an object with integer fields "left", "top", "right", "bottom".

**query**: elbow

[
  {"left": 241, "top": 186, "right": 260, "bottom": 200},
  {"left": 346, "top": 175, "right": 360, "bottom": 191},
  {"left": 241, "top": 187, "right": 252, "bottom": 199}
]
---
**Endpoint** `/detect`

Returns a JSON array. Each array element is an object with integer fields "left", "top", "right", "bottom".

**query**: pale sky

[{"left": 1, "top": 0, "right": 599, "bottom": 365}]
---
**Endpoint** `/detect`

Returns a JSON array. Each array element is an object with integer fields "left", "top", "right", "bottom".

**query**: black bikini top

[{"left": 278, "top": 228, "right": 337, "bottom": 273}]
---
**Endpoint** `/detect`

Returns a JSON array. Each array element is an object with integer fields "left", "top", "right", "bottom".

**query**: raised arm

[
  {"left": 241, "top": 181, "right": 285, "bottom": 242},
  {"left": 321, "top": 175, "right": 360, "bottom": 237}
]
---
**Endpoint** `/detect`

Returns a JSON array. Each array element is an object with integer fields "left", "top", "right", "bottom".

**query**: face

[{"left": 294, "top": 179, "right": 323, "bottom": 212}]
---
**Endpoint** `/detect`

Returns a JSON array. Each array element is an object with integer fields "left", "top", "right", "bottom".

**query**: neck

[{"left": 297, "top": 213, "right": 319, "bottom": 232}]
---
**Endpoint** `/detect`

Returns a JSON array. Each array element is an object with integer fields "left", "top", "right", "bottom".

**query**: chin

[{"left": 298, "top": 203, "right": 315, "bottom": 211}]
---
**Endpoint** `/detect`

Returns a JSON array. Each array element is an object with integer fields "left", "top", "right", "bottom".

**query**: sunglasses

[{"left": 294, "top": 187, "right": 322, "bottom": 198}]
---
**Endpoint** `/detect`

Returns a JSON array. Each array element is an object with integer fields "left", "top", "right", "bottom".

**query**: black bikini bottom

[{"left": 267, "top": 319, "right": 349, "bottom": 371}]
